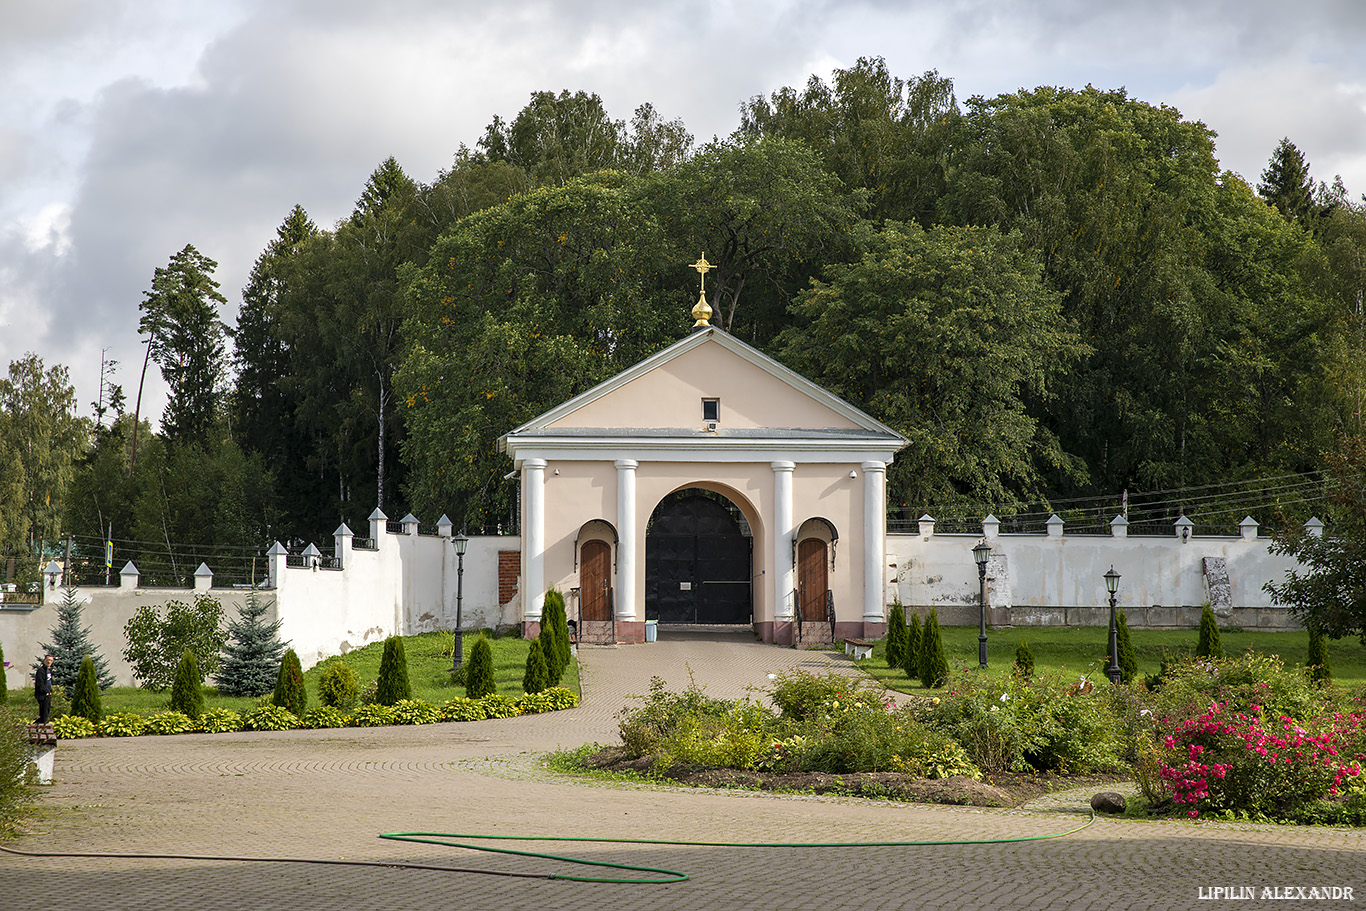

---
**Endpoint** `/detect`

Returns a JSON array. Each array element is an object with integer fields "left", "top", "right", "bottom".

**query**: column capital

[
  {"left": 770, "top": 460, "right": 796, "bottom": 472},
  {"left": 524, "top": 458, "right": 547, "bottom": 470},
  {"left": 614, "top": 459, "right": 639, "bottom": 470},
  {"left": 861, "top": 460, "right": 887, "bottom": 474}
]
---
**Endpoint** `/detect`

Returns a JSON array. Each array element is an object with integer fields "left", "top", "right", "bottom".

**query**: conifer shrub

[
  {"left": 317, "top": 659, "right": 359, "bottom": 709},
  {"left": 1196, "top": 604, "right": 1223, "bottom": 659},
  {"left": 1013, "top": 640, "right": 1035, "bottom": 679},
  {"left": 272, "top": 648, "right": 308, "bottom": 716},
  {"left": 169, "top": 650, "right": 204, "bottom": 719},
  {"left": 886, "top": 601, "right": 907, "bottom": 669},
  {"left": 216, "top": 591, "right": 287, "bottom": 697},
  {"left": 1307, "top": 626, "right": 1332, "bottom": 686},
  {"left": 919, "top": 608, "right": 949, "bottom": 688},
  {"left": 1115, "top": 609, "right": 1138, "bottom": 684},
  {"left": 70, "top": 656, "right": 103, "bottom": 723},
  {"left": 465, "top": 636, "right": 496, "bottom": 699},
  {"left": 902, "top": 612, "right": 922, "bottom": 680},
  {"left": 540, "top": 589, "right": 570, "bottom": 686},
  {"left": 374, "top": 636, "right": 412, "bottom": 706},
  {"left": 42, "top": 587, "right": 115, "bottom": 695},
  {"left": 523, "top": 638, "right": 549, "bottom": 694}
]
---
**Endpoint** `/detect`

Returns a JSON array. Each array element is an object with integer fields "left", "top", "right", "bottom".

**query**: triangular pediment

[{"left": 502, "top": 328, "right": 903, "bottom": 451}]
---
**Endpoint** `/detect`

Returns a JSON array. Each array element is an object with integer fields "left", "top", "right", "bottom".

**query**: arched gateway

[{"left": 499, "top": 325, "right": 905, "bottom": 646}]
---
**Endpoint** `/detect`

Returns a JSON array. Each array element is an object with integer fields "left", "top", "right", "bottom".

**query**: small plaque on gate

[{"left": 679, "top": 582, "right": 692, "bottom": 591}]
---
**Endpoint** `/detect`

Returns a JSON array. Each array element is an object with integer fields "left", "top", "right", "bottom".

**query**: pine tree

[
  {"left": 374, "top": 636, "right": 411, "bottom": 706},
  {"left": 522, "top": 639, "right": 549, "bottom": 694},
  {"left": 919, "top": 608, "right": 949, "bottom": 688},
  {"left": 1014, "top": 640, "right": 1035, "bottom": 679},
  {"left": 1115, "top": 609, "right": 1138, "bottom": 684},
  {"left": 886, "top": 601, "right": 907, "bottom": 669},
  {"left": 40, "top": 587, "right": 114, "bottom": 695},
  {"left": 1307, "top": 626, "right": 1332, "bottom": 686},
  {"left": 170, "top": 650, "right": 204, "bottom": 719},
  {"left": 466, "top": 636, "right": 496, "bottom": 699},
  {"left": 272, "top": 649, "right": 307, "bottom": 715},
  {"left": 217, "top": 591, "right": 288, "bottom": 697},
  {"left": 1196, "top": 605, "right": 1223, "bottom": 659},
  {"left": 70, "top": 656, "right": 101, "bottom": 723},
  {"left": 902, "top": 612, "right": 922, "bottom": 680}
]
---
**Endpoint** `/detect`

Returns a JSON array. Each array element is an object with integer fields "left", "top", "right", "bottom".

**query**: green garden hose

[
  {"left": 377, "top": 810, "right": 1098, "bottom": 884},
  {"left": 2, "top": 811, "right": 1096, "bottom": 886}
]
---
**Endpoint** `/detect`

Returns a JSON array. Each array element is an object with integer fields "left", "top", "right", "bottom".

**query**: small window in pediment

[{"left": 701, "top": 398, "right": 720, "bottom": 422}]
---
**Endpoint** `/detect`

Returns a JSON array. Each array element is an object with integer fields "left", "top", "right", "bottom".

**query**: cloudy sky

[{"left": 3, "top": 0, "right": 1365, "bottom": 427}]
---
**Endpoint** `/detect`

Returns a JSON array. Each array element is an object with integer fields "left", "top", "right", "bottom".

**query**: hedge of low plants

[{"left": 48, "top": 688, "right": 579, "bottom": 739}]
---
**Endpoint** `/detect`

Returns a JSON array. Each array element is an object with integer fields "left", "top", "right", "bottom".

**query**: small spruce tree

[
  {"left": 40, "top": 587, "right": 115, "bottom": 695},
  {"left": 217, "top": 591, "right": 288, "bottom": 697},
  {"left": 919, "top": 608, "right": 949, "bottom": 688},
  {"left": 272, "top": 649, "right": 307, "bottom": 716},
  {"left": 1014, "top": 640, "right": 1035, "bottom": 679},
  {"left": 902, "top": 612, "right": 922, "bottom": 680},
  {"left": 886, "top": 601, "right": 907, "bottom": 669},
  {"left": 1307, "top": 626, "right": 1332, "bottom": 686},
  {"left": 1195, "top": 605, "right": 1223, "bottom": 659},
  {"left": 523, "top": 639, "right": 549, "bottom": 694},
  {"left": 374, "top": 636, "right": 412, "bottom": 706},
  {"left": 169, "top": 650, "right": 204, "bottom": 719},
  {"left": 70, "top": 656, "right": 102, "bottom": 723},
  {"left": 1115, "top": 609, "right": 1138, "bottom": 684},
  {"left": 465, "top": 636, "right": 496, "bottom": 699}
]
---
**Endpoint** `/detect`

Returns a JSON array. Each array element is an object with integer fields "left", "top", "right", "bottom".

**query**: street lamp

[
  {"left": 973, "top": 540, "right": 991, "bottom": 669},
  {"left": 1104, "top": 565, "right": 1122, "bottom": 684},
  {"left": 452, "top": 531, "right": 469, "bottom": 671}
]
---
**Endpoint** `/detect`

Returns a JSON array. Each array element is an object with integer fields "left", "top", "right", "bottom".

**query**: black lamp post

[
  {"left": 1104, "top": 565, "right": 1122, "bottom": 684},
  {"left": 973, "top": 540, "right": 991, "bottom": 669},
  {"left": 452, "top": 531, "right": 468, "bottom": 671}
]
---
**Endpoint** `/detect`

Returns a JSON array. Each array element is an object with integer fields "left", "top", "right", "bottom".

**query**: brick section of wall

[{"left": 498, "top": 551, "right": 519, "bottom": 606}]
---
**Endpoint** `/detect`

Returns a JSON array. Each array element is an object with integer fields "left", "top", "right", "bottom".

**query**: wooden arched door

[
  {"left": 797, "top": 538, "right": 829, "bottom": 621},
  {"left": 580, "top": 539, "right": 612, "bottom": 621}
]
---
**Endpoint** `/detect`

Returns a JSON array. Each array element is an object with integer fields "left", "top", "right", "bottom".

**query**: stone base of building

[{"left": 757, "top": 619, "right": 885, "bottom": 647}]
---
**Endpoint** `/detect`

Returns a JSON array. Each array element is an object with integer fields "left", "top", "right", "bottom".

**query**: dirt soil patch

[{"left": 582, "top": 747, "right": 1126, "bottom": 808}]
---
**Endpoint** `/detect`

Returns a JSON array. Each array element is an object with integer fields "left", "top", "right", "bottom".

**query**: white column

[
  {"left": 615, "top": 459, "right": 638, "bottom": 621},
  {"left": 772, "top": 461, "right": 795, "bottom": 620},
  {"left": 862, "top": 461, "right": 887, "bottom": 623},
  {"left": 524, "top": 458, "right": 547, "bottom": 621}
]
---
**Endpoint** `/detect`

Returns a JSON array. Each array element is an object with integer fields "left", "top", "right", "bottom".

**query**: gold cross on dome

[
  {"left": 691, "top": 254, "right": 713, "bottom": 290},
  {"left": 690, "top": 254, "right": 714, "bottom": 329}
]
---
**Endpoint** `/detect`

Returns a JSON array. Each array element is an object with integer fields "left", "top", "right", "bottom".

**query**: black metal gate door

[{"left": 645, "top": 494, "right": 752, "bottom": 624}]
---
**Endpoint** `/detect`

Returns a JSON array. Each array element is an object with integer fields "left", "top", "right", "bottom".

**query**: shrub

[
  {"left": 390, "top": 699, "right": 440, "bottom": 725},
  {"left": 347, "top": 704, "right": 394, "bottom": 727},
  {"left": 52, "top": 714, "right": 96, "bottom": 739},
  {"left": 919, "top": 609, "right": 949, "bottom": 688},
  {"left": 145, "top": 711, "right": 194, "bottom": 735},
  {"left": 770, "top": 670, "right": 876, "bottom": 721},
  {"left": 903, "top": 613, "right": 922, "bottom": 680},
  {"left": 1115, "top": 609, "right": 1138, "bottom": 684},
  {"left": 540, "top": 589, "right": 570, "bottom": 686},
  {"left": 885, "top": 601, "right": 907, "bottom": 669},
  {"left": 216, "top": 590, "right": 287, "bottom": 697},
  {"left": 480, "top": 694, "right": 521, "bottom": 719},
  {"left": 300, "top": 706, "right": 347, "bottom": 729},
  {"left": 465, "top": 636, "right": 496, "bottom": 699},
  {"left": 272, "top": 649, "right": 307, "bottom": 716},
  {"left": 196, "top": 708, "right": 242, "bottom": 733},
  {"left": 70, "top": 656, "right": 103, "bottom": 723},
  {"left": 240, "top": 704, "right": 299, "bottom": 731},
  {"left": 439, "top": 697, "right": 486, "bottom": 722},
  {"left": 620, "top": 675, "right": 734, "bottom": 757},
  {"left": 0, "top": 705, "right": 37, "bottom": 832},
  {"left": 1307, "top": 626, "right": 1332, "bottom": 686},
  {"left": 317, "top": 659, "right": 359, "bottom": 709},
  {"left": 170, "top": 650, "right": 204, "bottom": 719},
  {"left": 516, "top": 687, "right": 579, "bottom": 714},
  {"left": 522, "top": 639, "right": 549, "bottom": 694},
  {"left": 98, "top": 712, "right": 148, "bottom": 737},
  {"left": 375, "top": 637, "right": 412, "bottom": 706},
  {"left": 1145, "top": 652, "right": 1321, "bottom": 724},
  {"left": 1013, "top": 640, "right": 1035, "bottom": 679},
  {"left": 1196, "top": 605, "right": 1223, "bottom": 659},
  {"left": 122, "top": 594, "right": 227, "bottom": 691}
]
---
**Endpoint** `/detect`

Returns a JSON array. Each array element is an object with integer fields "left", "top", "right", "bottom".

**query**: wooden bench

[{"left": 843, "top": 638, "right": 874, "bottom": 660}]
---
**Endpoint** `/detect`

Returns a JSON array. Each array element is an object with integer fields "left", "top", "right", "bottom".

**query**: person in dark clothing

[{"left": 34, "top": 654, "right": 55, "bottom": 724}]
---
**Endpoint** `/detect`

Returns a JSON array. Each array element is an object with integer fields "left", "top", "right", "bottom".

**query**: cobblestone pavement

[{"left": 4, "top": 626, "right": 1366, "bottom": 910}]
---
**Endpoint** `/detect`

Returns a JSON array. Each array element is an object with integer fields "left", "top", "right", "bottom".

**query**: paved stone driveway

[{"left": 3, "top": 626, "right": 1366, "bottom": 910}]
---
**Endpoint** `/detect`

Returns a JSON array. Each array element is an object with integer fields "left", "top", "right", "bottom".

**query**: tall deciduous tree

[
  {"left": 137, "top": 244, "right": 228, "bottom": 446},
  {"left": 779, "top": 221, "right": 1085, "bottom": 512}
]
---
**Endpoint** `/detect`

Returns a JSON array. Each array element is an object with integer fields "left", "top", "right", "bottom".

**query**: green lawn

[
  {"left": 858, "top": 625, "right": 1366, "bottom": 692},
  {"left": 17, "top": 631, "right": 577, "bottom": 719}
]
